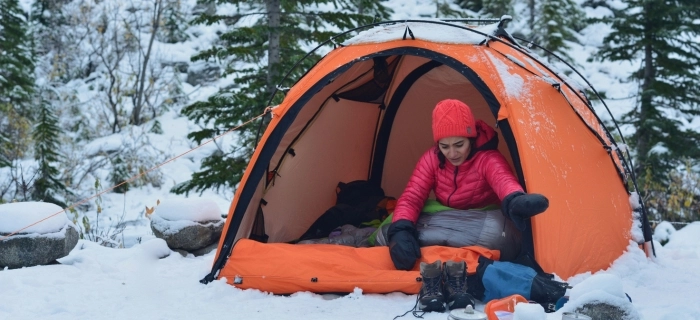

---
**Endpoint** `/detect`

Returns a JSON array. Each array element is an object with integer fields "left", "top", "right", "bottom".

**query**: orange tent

[{"left": 202, "top": 20, "right": 650, "bottom": 294}]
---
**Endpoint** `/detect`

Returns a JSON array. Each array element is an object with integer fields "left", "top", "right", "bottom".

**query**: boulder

[
  {"left": 192, "top": 2, "right": 216, "bottom": 16},
  {"left": 576, "top": 302, "right": 640, "bottom": 320},
  {"left": 0, "top": 224, "right": 79, "bottom": 269},
  {"left": 185, "top": 62, "right": 221, "bottom": 86},
  {"left": 565, "top": 273, "right": 640, "bottom": 320},
  {"left": 151, "top": 215, "right": 224, "bottom": 252},
  {"left": 161, "top": 61, "right": 189, "bottom": 74}
]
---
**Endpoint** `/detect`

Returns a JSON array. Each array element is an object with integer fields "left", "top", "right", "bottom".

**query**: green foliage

[
  {"left": 110, "top": 155, "right": 131, "bottom": 193},
  {"left": 457, "top": 0, "right": 512, "bottom": 18},
  {"left": 70, "top": 179, "right": 126, "bottom": 248},
  {"left": 0, "top": 133, "right": 9, "bottom": 167},
  {"left": 0, "top": 0, "right": 36, "bottom": 166},
  {"left": 643, "top": 160, "right": 700, "bottom": 223},
  {"left": 31, "top": 90, "right": 69, "bottom": 207},
  {"left": 150, "top": 120, "right": 164, "bottom": 134},
  {"left": 531, "top": 0, "right": 585, "bottom": 62},
  {"left": 594, "top": 0, "right": 700, "bottom": 189},
  {"left": 0, "top": 0, "right": 35, "bottom": 109},
  {"left": 0, "top": 102, "right": 32, "bottom": 162},
  {"left": 158, "top": 0, "right": 190, "bottom": 43},
  {"left": 31, "top": 0, "right": 66, "bottom": 27},
  {"left": 173, "top": 0, "right": 391, "bottom": 195}
]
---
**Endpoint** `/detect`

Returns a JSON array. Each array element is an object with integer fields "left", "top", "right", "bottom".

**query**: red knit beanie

[{"left": 432, "top": 99, "right": 476, "bottom": 142}]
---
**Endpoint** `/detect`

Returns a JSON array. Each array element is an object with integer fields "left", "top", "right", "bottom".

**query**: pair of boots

[{"left": 418, "top": 260, "right": 475, "bottom": 312}]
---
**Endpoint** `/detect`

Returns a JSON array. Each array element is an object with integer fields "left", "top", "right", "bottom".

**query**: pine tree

[
  {"left": 594, "top": 0, "right": 700, "bottom": 188},
  {"left": 457, "top": 0, "right": 513, "bottom": 19},
  {"left": 31, "top": 91, "right": 68, "bottom": 207},
  {"left": 0, "top": 0, "right": 36, "bottom": 164},
  {"left": 158, "top": 0, "right": 189, "bottom": 43},
  {"left": 0, "top": 0, "right": 34, "bottom": 109},
  {"left": 0, "top": 132, "right": 9, "bottom": 167},
  {"left": 173, "top": 0, "right": 390, "bottom": 195},
  {"left": 529, "top": 0, "right": 585, "bottom": 62}
]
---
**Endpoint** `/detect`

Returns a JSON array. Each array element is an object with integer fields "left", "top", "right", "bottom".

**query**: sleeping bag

[{"left": 375, "top": 205, "right": 522, "bottom": 261}]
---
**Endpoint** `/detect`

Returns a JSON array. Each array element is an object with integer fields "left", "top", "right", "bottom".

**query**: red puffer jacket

[{"left": 392, "top": 120, "right": 524, "bottom": 224}]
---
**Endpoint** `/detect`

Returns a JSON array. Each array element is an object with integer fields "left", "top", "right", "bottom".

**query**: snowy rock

[
  {"left": 652, "top": 221, "right": 676, "bottom": 244},
  {"left": 0, "top": 202, "right": 80, "bottom": 268},
  {"left": 138, "top": 238, "right": 171, "bottom": 260},
  {"left": 150, "top": 198, "right": 224, "bottom": 253},
  {"left": 0, "top": 224, "right": 79, "bottom": 269},
  {"left": 575, "top": 301, "right": 638, "bottom": 320},
  {"left": 161, "top": 61, "right": 189, "bottom": 74},
  {"left": 186, "top": 61, "right": 221, "bottom": 86},
  {"left": 562, "top": 273, "right": 641, "bottom": 320},
  {"left": 192, "top": 2, "right": 216, "bottom": 16}
]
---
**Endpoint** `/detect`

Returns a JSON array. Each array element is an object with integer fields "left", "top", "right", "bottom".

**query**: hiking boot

[
  {"left": 443, "top": 260, "right": 475, "bottom": 310},
  {"left": 418, "top": 260, "right": 446, "bottom": 312}
]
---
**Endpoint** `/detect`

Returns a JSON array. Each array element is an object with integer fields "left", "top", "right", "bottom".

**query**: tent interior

[{"left": 235, "top": 54, "right": 519, "bottom": 244}]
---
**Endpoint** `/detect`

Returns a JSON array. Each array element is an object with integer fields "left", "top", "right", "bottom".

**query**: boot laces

[
  {"left": 423, "top": 275, "right": 442, "bottom": 297},
  {"left": 447, "top": 272, "right": 467, "bottom": 292}
]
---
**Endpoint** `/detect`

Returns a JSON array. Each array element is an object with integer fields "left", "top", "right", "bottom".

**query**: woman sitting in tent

[{"left": 387, "top": 99, "right": 549, "bottom": 311}]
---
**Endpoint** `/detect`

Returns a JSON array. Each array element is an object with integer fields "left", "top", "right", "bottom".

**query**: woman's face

[{"left": 438, "top": 136, "right": 471, "bottom": 166}]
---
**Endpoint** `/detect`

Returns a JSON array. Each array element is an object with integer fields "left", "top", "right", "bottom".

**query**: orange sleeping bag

[{"left": 218, "top": 239, "right": 500, "bottom": 294}]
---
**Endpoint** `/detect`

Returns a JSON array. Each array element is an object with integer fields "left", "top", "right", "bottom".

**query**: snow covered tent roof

[{"left": 203, "top": 18, "right": 651, "bottom": 293}]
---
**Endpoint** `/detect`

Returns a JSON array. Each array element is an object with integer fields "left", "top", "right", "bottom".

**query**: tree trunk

[
  {"left": 528, "top": 0, "right": 536, "bottom": 33},
  {"left": 266, "top": 0, "right": 281, "bottom": 97},
  {"left": 636, "top": 2, "right": 655, "bottom": 174},
  {"left": 132, "top": 0, "right": 163, "bottom": 126}
]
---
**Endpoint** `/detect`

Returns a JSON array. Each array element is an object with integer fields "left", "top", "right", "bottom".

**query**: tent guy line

[{"left": 0, "top": 108, "right": 272, "bottom": 242}]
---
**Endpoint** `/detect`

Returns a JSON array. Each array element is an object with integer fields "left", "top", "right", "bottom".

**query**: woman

[{"left": 387, "top": 99, "right": 549, "bottom": 312}]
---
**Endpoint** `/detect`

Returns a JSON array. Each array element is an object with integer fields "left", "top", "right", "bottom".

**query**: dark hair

[{"left": 435, "top": 137, "right": 477, "bottom": 169}]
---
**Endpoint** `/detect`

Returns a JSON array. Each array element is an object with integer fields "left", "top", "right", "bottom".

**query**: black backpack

[{"left": 299, "top": 180, "right": 388, "bottom": 241}]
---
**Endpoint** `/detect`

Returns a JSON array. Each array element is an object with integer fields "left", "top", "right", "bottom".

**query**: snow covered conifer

[
  {"left": 0, "top": 0, "right": 36, "bottom": 165},
  {"left": 528, "top": 0, "right": 585, "bottom": 62},
  {"left": 31, "top": 90, "right": 69, "bottom": 207},
  {"left": 594, "top": 0, "right": 700, "bottom": 185},
  {"left": 158, "top": 0, "right": 189, "bottom": 44},
  {"left": 457, "top": 0, "right": 513, "bottom": 19},
  {"left": 173, "top": 0, "right": 391, "bottom": 195},
  {"left": 0, "top": 0, "right": 35, "bottom": 108}
]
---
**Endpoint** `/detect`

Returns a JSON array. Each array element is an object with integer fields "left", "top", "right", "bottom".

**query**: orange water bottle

[{"left": 483, "top": 294, "right": 528, "bottom": 320}]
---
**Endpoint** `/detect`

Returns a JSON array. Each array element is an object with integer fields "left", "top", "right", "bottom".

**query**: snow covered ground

[{"left": 2, "top": 219, "right": 699, "bottom": 319}]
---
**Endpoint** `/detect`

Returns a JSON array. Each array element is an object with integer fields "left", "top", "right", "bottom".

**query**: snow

[
  {"left": 612, "top": 143, "right": 629, "bottom": 153},
  {"left": 149, "top": 198, "right": 224, "bottom": 235},
  {"left": 662, "top": 222, "right": 700, "bottom": 252},
  {"left": 1, "top": 215, "right": 700, "bottom": 319},
  {"left": 83, "top": 135, "right": 125, "bottom": 157},
  {"left": 653, "top": 221, "right": 675, "bottom": 243},
  {"left": 0, "top": 202, "right": 70, "bottom": 234},
  {"left": 485, "top": 51, "right": 525, "bottom": 99},
  {"left": 343, "top": 21, "right": 499, "bottom": 45},
  {"left": 569, "top": 273, "right": 626, "bottom": 301},
  {"left": 513, "top": 302, "right": 546, "bottom": 320},
  {"left": 153, "top": 198, "right": 223, "bottom": 222},
  {"left": 559, "top": 273, "right": 640, "bottom": 319}
]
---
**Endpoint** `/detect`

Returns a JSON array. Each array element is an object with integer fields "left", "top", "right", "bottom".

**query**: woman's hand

[
  {"left": 387, "top": 219, "right": 421, "bottom": 270},
  {"left": 502, "top": 192, "right": 549, "bottom": 231}
]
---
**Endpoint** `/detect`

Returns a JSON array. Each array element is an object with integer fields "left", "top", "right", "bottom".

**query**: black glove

[
  {"left": 502, "top": 192, "right": 549, "bottom": 231},
  {"left": 387, "top": 219, "right": 421, "bottom": 270}
]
